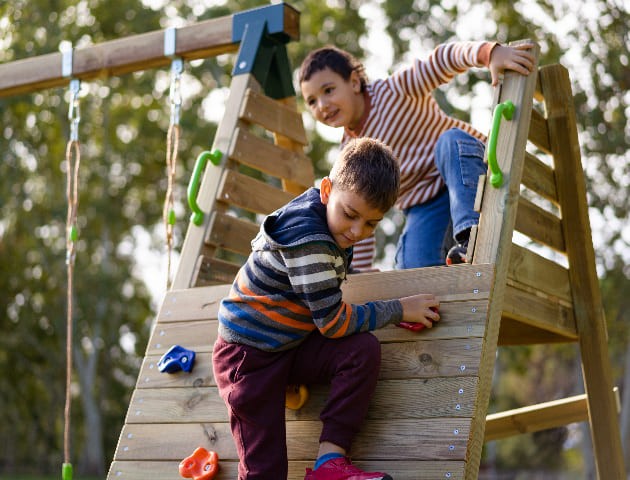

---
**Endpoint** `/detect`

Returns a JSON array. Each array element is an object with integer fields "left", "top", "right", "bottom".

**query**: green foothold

[
  {"left": 70, "top": 225, "right": 78, "bottom": 242},
  {"left": 168, "top": 209, "right": 176, "bottom": 225}
]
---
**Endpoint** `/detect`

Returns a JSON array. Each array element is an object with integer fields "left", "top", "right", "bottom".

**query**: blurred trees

[{"left": 0, "top": 0, "right": 628, "bottom": 476}]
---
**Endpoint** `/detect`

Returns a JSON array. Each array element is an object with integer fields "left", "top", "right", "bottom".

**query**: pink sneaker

[{"left": 304, "top": 456, "right": 392, "bottom": 480}]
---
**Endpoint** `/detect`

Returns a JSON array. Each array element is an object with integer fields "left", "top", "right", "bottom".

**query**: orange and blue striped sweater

[{"left": 217, "top": 188, "right": 403, "bottom": 352}]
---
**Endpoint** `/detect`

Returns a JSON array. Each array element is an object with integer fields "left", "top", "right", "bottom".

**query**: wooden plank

[
  {"left": 500, "top": 283, "right": 577, "bottom": 342},
  {"left": 0, "top": 4, "right": 301, "bottom": 98},
  {"left": 217, "top": 169, "right": 295, "bottom": 215},
  {"left": 229, "top": 127, "right": 314, "bottom": 189},
  {"left": 194, "top": 256, "right": 241, "bottom": 286},
  {"left": 506, "top": 243, "right": 571, "bottom": 304},
  {"left": 137, "top": 353, "right": 216, "bottom": 389},
  {"left": 240, "top": 89, "right": 309, "bottom": 145},
  {"left": 466, "top": 40, "right": 540, "bottom": 479},
  {"left": 273, "top": 96, "right": 316, "bottom": 195},
  {"left": 540, "top": 63, "right": 625, "bottom": 476},
  {"left": 114, "top": 419, "right": 471, "bottom": 461},
  {"left": 379, "top": 338, "right": 483, "bottom": 379},
  {"left": 342, "top": 263, "right": 493, "bottom": 304},
  {"left": 485, "top": 387, "right": 623, "bottom": 442},
  {"left": 522, "top": 151, "right": 558, "bottom": 203},
  {"left": 172, "top": 74, "right": 260, "bottom": 289},
  {"left": 158, "top": 285, "right": 229, "bottom": 322},
  {"left": 205, "top": 210, "right": 258, "bottom": 255},
  {"left": 515, "top": 195, "right": 565, "bottom": 252},
  {"left": 127, "top": 377, "right": 478, "bottom": 424},
  {"left": 528, "top": 108, "right": 551, "bottom": 154},
  {"left": 373, "top": 299, "right": 488, "bottom": 342},
  {"left": 109, "top": 460, "right": 466, "bottom": 480},
  {"left": 146, "top": 320, "right": 482, "bottom": 379},
  {"left": 157, "top": 280, "right": 488, "bottom": 325},
  {"left": 301, "top": 377, "right": 478, "bottom": 421}
]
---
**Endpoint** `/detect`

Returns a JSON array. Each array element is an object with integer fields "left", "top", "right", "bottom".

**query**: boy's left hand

[{"left": 489, "top": 43, "right": 536, "bottom": 86}]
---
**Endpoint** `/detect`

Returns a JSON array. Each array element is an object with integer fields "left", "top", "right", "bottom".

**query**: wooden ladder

[{"left": 107, "top": 39, "right": 625, "bottom": 480}]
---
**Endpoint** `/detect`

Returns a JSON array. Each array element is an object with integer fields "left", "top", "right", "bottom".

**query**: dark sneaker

[
  {"left": 446, "top": 241, "right": 468, "bottom": 265},
  {"left": 304, "top": 457, "right": 392, "bottom": 480}
]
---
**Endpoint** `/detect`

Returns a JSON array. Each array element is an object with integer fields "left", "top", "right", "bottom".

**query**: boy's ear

[{"left": 320, "top": 177, "right": 332, "bottom": 205}]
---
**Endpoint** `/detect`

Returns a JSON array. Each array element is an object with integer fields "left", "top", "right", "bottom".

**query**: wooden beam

[
  {"left": 540, "top": 64, "right": 626, "bottom": 477},
  {"left": 485, "top": 388, "right": 620, "bottom": 442},
  {"left": 0, "top": 4, "right": 300, "bottom": 98},
  {"left": 466, "top": 40, "right": 540, "bottom": 479}
]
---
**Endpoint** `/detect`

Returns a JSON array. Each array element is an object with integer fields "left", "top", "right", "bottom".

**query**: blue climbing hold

[{"left": 157, "top": 345, "right": 196, "bottom": 373}]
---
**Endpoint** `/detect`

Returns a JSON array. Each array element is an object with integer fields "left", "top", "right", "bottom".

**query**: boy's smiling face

[
  {"left": 300, "top": 67, "right": 365, "bottom": 130},
  {"left": 319, "top": 177, "right": 384, "bottom": 249}
]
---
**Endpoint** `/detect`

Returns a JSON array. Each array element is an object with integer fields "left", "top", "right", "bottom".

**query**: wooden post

[
  {"left": 539, "top": 63, "right": 625, "bottom": 478},
  {"left": 465, "top": 41, "right": 540, "bottom": 479}
]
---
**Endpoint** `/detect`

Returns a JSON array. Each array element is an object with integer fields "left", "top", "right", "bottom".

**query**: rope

[
  {"left": 62, "top": 78, "right": 81, "bottom": 480},
  {"left": 163, "top": 56, "right": 183, "bottom": 290},
  {"left": 163, "top": 122, "right": 180, "bottom": 290}
]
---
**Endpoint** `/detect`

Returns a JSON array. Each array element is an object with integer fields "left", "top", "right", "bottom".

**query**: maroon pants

[{"left": 212, "top": 331, "right": 381, "bottom": 480}]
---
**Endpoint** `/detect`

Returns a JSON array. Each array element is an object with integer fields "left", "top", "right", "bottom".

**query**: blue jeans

[{"left": 395, "top": 128, "right": 486, "bottom": 269}]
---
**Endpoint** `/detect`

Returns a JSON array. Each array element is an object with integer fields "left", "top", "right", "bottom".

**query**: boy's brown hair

[
  {"left": 330, "top": 138, "right": 400, "bottom": 213},
  {"left": 299, "top": 46, "right": 369, "bottom": 92}
]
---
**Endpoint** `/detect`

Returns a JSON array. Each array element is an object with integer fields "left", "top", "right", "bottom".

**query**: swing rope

[
  {"left": 62, "top": 77, "right": 81, "bottom": 480},
  {"left": 163, "top": 30, "right": 183, "bottom": 290}
]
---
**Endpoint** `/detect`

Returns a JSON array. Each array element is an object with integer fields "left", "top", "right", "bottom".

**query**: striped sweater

[
  {"left": 217, "top": 188, "right": 403, "bottom": 352},
  {"left": 346, "top": 41, "right": 493, "bottom": 269}
]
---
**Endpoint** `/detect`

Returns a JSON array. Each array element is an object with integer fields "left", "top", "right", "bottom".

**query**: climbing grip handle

[
  {"left": 187, "top": 149, "right": 222, "bottom": 226},
  {"left": 487, "top": 100, "right": 515, "bottom": 188}
]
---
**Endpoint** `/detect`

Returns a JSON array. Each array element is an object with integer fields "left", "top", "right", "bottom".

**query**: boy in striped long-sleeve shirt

[
  {"left": 213, "top": 138, "right": 440, "bottom": 480},
  {"left": 299, "top": 41, "right": 535, "bottom": 269}
]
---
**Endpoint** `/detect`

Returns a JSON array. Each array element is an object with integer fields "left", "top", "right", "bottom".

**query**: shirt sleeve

[
  {"left": 388, "top": 41, "right": 494, "bottom": 98},
  {"left": 281, "top": 242, "right": 402, "bottom": 337},
  {"left": 349, "top": 235, "right": 376, "bottom": 271}
]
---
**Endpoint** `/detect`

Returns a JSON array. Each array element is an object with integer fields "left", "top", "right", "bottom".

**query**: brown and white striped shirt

[{"left": 343, "top": 41, "right": 494, "bottom": 269}]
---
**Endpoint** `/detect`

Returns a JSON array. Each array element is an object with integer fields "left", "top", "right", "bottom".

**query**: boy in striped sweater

[
  {"left": 299, "top": 41, "right": 535, "bottom": 269},
  {"left": 213, "top": 137, "right": 440, "bottom": 480}
]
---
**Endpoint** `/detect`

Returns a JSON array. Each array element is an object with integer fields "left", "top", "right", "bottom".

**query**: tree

[{"left": 1, "top": 0, "right": 627, "bottom": 475}]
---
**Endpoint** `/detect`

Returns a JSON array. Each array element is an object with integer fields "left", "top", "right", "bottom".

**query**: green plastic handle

[
  {"left": 487, "top": 100, "right": 515, "bottom": 188},
  {"left": 188, "top": 149, "right": 222, "bottom": 226},
  {"left": 62, "top": 462, "right": 73, "bottom": 480}
]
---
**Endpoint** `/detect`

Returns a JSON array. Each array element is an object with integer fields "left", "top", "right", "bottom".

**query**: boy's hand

[
  {"left": 489, "top": 43, "right": 536, "bottom": 86},
  {"left": 398, "top": 294, "right": 440, "bottom": 331}
]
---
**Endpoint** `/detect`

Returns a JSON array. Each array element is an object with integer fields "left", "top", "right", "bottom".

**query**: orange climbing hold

[
  {"left": 285, "top": 383, "right": 309, "bottom": 410},
  {"left": 179, "top": 447, "right": 219, "bottom": 480}
]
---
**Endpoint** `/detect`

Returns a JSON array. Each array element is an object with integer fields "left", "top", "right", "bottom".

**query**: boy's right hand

[{"left": 398, "top": 294, "right": 440, "bottom": 331}]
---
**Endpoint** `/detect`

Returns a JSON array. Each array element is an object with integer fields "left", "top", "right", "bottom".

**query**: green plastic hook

[
  {"left": 188, "top": 149, "right": 222, "bottom": 226},
  {"left": 487, "top": 100, "right": 515, "bottom": 188}
]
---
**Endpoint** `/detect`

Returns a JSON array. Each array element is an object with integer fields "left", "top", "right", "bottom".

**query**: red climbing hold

[{"left": 179, "top": 447, "right": 219, "bottom": 480}]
